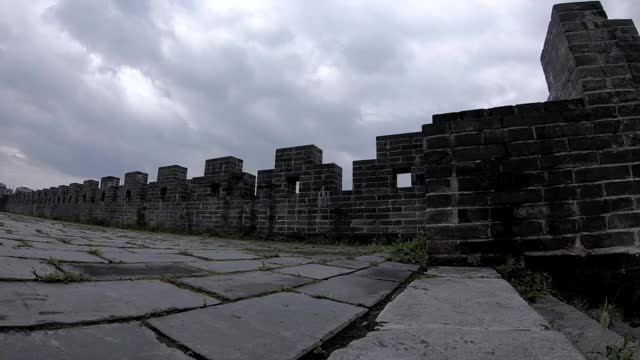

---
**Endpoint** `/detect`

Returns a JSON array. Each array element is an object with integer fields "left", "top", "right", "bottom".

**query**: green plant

[
  {"left": 178, "top": 250, "right": 193, "bottom": 256},
  {"left": 37, "top": 272, "right": 89, "bottom": 283},
  {"left": 16, "top": 241, "right": 33, "bottom": 248},
  {"left": 87, "top": 248, "right": 102, "bottom": 257},
  {"left": 47, "top": 258, "right": 61, "bottom": 267},
  {"left": 606, "top": 336, "right": 639, "bottom": 360},
  {"left": 599, "top": 298, "right": 619, "bottom": 330},
  {"left": 258, "top": 261, "right": 272, "bottom": 271},
  {"left": 496, "top": 257, "right": 548, "bottom": 302},
  {"left": 388, "top": 231, "right": 429, "bottom": 267}
]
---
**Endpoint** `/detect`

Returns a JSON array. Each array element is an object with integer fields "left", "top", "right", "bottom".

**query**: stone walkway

[
  {"left": 0, "top": 213, "right": 417, "bottom": 359},
  {"left": 329, "top": 267, "right": 586, "bottom": 360},
  {"left": 0, "top": 213, "right": 592, "bottom": 359}
]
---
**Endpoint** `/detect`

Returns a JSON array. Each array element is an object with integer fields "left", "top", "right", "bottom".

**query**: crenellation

[{"left": 3, "top": 1, "right": 640, "bottom": 266}]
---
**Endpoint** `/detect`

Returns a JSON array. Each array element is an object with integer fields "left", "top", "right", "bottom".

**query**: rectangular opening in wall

[
  {"left": 395, "top": 171, "right": 412, "bottom": 188},
  {"left": 287, "top": 176, "right": 300, "bottom": 194},
  {"left": 210, "top": 183, "right": 220, "bottom": 197},
  {"left": 160, "top": 187, "right": 167, "bottom": 201},
  {"left": 125, "top": 190, "right": 131, "bottom": 202}
]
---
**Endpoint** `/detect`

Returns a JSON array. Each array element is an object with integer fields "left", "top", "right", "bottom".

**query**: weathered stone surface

[
  {"left": 273, "top": 264, "right": 354, "bottom": 279},
  {"left": 0, "top": 247, "right": 107, "bottom": 263},
  {"left": 0, "top": 322, "right": 190, "bottom": 360},
  {"left": 177, "top": 271, "right": 313, "bottom": 300},
  {"left": 378, "top": 278, "right": 549, "bottom": 330},
  {"left": 188, "top": 249, "right": 259, "bottom": 260},
  {"left": 426, "top": 266, "right": 501, "bottom": 279},
  {"left": 297, "top": 274, "right": 398, "bottom": 307},
  {"left": 264, "top": 256, "right": 314, "bottom": 267},
  {"left": 328, "top": 327, "right": 585, "bottom": 360},
  {"left": 148, "top": 292, "right": 366, "bottom": 360},
  {"left": 0, "top": 280, "right": 218, "bottom": 326},
  {"left": 353, "top": 263, "right": 414, "bottom": 282},
  {"left": 0, "top": 256, "right": 58, "bottom": 279},
  {"left": 187, "top": 259, "right": 266, "bottom": 273},
  {"left": 326, "top": 259, "right": 371, "bottom": 269},
  {"left": 99, "top": 251, "right": 197, "bottom": 263},
  {"left": 60, "top": 262, "right": 207, "bottom": 280},
  {"left": 532, "top": 295, "right": 634, "bottom": 360}
]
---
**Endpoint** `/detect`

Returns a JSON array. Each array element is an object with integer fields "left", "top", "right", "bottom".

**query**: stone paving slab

[
  {"left": 297, "top": 274, "right": 398, "bottom": 307},
  {"left": 0, "top": 256, "right": 59, "bottom": 279},
  {"left": 148, "top": 292, "right": 366, "bottom": 360},
  {"left": 378, "top": 277, "right": 549, "bottom": 330},
  {"left": 177, "top": 271, "right": 313, "bottom": 300},
  {"left": 264, "top": 256, "right": 314, "bottom": 267},
  {"left": 328, "top": 326, "right": 585, "bottom": 360},
  {"left": 99, "top": 251, "right": 198, "bottom": 263},
  {"left": 326, "top": 259, "right": 371, "bottom": 269},
  {"left": 0, "top": 280, "right": 218, "bottom": 326},
  {"left": 328, "top": 268, "right": 584, "bottom": 360},
  {"left": 188, "top": 249, "right": 259, "bottom": 260},
  {"left": 0, "top": 322, "right": 191, "bottom": 360},
  {"left": 352, "top": 263, "right": 413, "bottom": 282},
  {"left": 273, "top": 263, "right": 354, "bottom": 279},
  {"left": 426, "top": 266, "right": 501, "bottom": 278},
  {"left": 186, "top": 259, "right": 267, "bottom": 273},
  {"left": 0, "top": 247, "right": 108, "bottom": 263},
  {"left": 60, "top": 262, "right": 208, "bottom": 280}
]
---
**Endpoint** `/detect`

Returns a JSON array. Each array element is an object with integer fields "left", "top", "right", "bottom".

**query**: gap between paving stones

[{"left": 298, "top": 271, "right": 423, "bottom": 360}]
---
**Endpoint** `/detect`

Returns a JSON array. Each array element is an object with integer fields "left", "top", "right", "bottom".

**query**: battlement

[{"left": 4, "top": 2, "right": 640, "bottom": 270}]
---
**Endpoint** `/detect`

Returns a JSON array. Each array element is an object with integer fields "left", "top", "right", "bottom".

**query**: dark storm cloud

[{"left": 0, "top": 0, "right": 638, "bottom": 189}]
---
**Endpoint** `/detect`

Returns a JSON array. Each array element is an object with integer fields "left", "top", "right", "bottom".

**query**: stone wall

[{"left": 4, "top": 2, "right": 640, "bottom": 267}]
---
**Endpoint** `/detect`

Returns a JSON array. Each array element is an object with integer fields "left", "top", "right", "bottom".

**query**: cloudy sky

[{"left": 0, "top": 0, "right": 638, "bottom": 190}]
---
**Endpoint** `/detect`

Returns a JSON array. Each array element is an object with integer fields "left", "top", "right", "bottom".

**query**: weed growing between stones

[
  {"left": 87, "top": 248, "right": 102, "bottom": 257},
  {"left": 605, "top": 336, "right": 639, "bottom": 360},
  {"left": 47, "top": 258, "right": 61, "bottom": 267},
  {"left": 599, "top": 298, "right": 620, "bottom": 330},
  {"left": 36, "top": 271, "right": 89, "bottom": 283},
  {"left": 496, "top": 257, "right": 549, "bottom": 302},
  {"left": 387, "top": 231, "right": 429, "bottom": 268},
  {"left": 178, "top": 250, "right": 193, "bottom": 256},
  {"left": 16, "top": 240, "right": 33, "bottom": 248},
  {"left": 258, "top": 262, "right": 272, "bottom": 271}
]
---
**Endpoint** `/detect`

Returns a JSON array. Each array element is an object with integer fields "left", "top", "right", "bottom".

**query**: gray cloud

[{"left": 0, "top": 0, "right": 638, "bottom": 190}]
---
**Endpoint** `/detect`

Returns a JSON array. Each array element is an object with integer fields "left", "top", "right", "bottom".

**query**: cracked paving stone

[
  {"left": 0, "top": 280, "right": 218, "bottom": 326},
  {"left": 0, "top": 247, "right": 107, "bottom": 263},
  {"left": 187, "top": 249, "right": 259, "bottom": 260},
  {"left": 352, "top": 262, "right": 414, "bottom": 282},
  {"left": 148, "top": 292, "right": 366, "bottom": 360},
  {"left": 99, "top": 251, "right": 198, "bottom": 263},
  {"left": 176, "top": 271, "right": 313, "bottom": 300},
  {"left": 59, "top": 262, "right": 208, "bottom": 280},
  {"left": 186, "top": 259, "right": 267, "bottom": 273},
  {"left": 0, "top": 257, "right": 59, "bottom": 280},
  {"left": 263, "top": 256, "right": 313, "bottom": 267},
  {"left": 326, "top": 259, "right": 371, "bottom": 270},
  {"left": 0, "top": 322, "right": 191, "bottom": 360},
  {"left": 273, "top": 263, "right": 354, "bottom": 280},
  {"left": 296, "top": 274, "right": 399, "bottom": 307}
]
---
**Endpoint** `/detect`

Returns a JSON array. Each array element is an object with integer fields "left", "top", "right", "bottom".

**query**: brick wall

[{"left": 4, "top": 1, "right": 640, "bottom": 265}]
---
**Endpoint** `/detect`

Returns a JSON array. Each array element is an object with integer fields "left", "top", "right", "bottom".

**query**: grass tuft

[
  {"left": 387, "top": 231, "right": 429, "bottom": 267},
  {"left": 496, "top": 257, "right": 548, "bottom": 302},
  {"left": 87, "top": 248, "right": 102, "bottom": 257},
  {"left": 605, "top": 336, "right": 639, "bottom": 360},
  {"left": 178, "top": 250, "right": 193, "bottom": 256},
  {"left": 37, "top": 272, "right": 89, "bottom": 283}
]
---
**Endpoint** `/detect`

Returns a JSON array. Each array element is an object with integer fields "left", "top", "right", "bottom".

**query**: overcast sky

[{"left": 0, "top": 0, "right": 638, "bottom": 190}]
